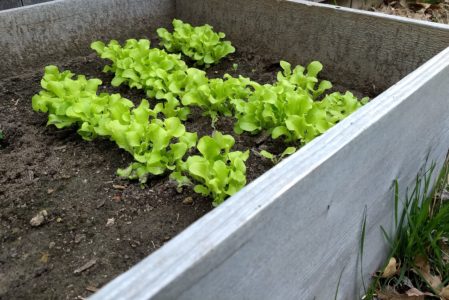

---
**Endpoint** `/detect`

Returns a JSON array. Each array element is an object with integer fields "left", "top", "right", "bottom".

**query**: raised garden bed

[
  {"left": 0, "top": 51, "right": 304, "bottom": 299},
  {"left": 2, "top": 0, "right": 449, "bottom": 299}
]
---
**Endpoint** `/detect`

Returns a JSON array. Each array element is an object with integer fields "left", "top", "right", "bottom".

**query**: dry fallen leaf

[
  {"left": 405, "top": 287, "right": 434, "bottom": 297},
  {"left": 112, "top": 184, "right": 126, "bottom": 190},
  {"left": 40, "top": 251, "right": 49, "bottom": 263},
  {"left": 440, "top": 285, "right": 449, "bottom": 299},
  {"left": 441, "top": 239, "right": 449, "bottom": 263},
  {"left": 74, "top": 258, "right": 97, "bottom": 274},
  {"left": 85, "top": 285, "right": 99, "bottom": 293},
  {"left": 30, "top": 210, "right": 48, "bottom": 227},
  {"left": 413, "top": 256, "right": 442, "bottom": 291},
  {"left": 382, "top": 257, "right": 398, "bottom": 278},
  {"left": 377, "top": 285, "right": 427, "bottom": 299}
]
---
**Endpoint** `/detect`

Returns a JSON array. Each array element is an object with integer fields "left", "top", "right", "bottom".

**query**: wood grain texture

[
  {"left": 177, "top": 0, "right": 449, "bottom": 96},
  {"left": 0, "top": 0, "right": 22, "bottom": 10},
  {"left": 90, "top": 1, "right": 449, "bottom": 299},
  {"left": 92, "top": 46, "right": 449, "bottom": 300},
  {"left": 21, "top": 0, "right": 52, "bottom": 5},
  {"left": 0, "top": 0, "right": 175, "bottom": 79},
  {"left": 2, "top": 0, "right": 449, "bottom": 298}
]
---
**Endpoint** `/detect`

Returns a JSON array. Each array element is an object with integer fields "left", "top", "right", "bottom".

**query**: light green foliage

[
  {"left": 91, "top": 37, "right": 253, "bottom": 126},
  {"left": 91, "top": 39, "right": 190, "bottom": 120},
  {"left": 317, "top": 91, "right": 369, "bottom": 124},
  {"left": 259, "top": 146, "right": 297, "bottom": 164},
  {"left": 363, "top": 163, "right": 449, "bottom": 299},
  {"left": 0, "top": 130, "right": 4, "bottom": 141},
  {"left": 173, "top": 132, "right": 249, "bottom": 206},
  {"left": 277, "top": 60, "right": 332, "bottom": 100},
  {"left": 232, "top": 60, "right": 367, "bottom": 144},
  {"left": 157, "top": 19, "right": 235, "bottom": 67},
  {"left": 37, "top": 26, "right": 369, "bottom": 205},
  {"left": 116, "top": 115, "right": 198, "bottom": 183},
  {"left": 32, "top": 66, "right": 197, "bottom": 183},
  {"left": 32, "top": 65, "right": 124, "bottom": 141},
  {"left": 182, "top": 74, "right": 254, "bottom": 125}
]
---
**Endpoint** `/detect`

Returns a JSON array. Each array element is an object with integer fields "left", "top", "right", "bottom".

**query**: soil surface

[
  {"left": 370, "top": 0, "right": 449, "bottom": 24},
  {"left": 0, "top": 48, "right": 363, "bottom": 299}
]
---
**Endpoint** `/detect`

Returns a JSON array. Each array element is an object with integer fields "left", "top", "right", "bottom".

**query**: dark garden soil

[{"left": 0, "top": 49, "right": 365, "bottom": 299}]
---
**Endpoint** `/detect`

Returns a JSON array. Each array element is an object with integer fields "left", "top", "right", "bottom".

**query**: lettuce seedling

[
  {"left": 157, "top": 19, "right": 235, "bottom": 67},
  {"left": 32, "top": 66, "right": 198, "bottom": 184},
  {"left": 91, "top": 39, "right": 189, "bottom": 109},
  {"left": 182, "top": 74, "right": 254, "bottom": 126},
  {"left": 232, "top": 82, "right": 285, "bottom": 135},
  {"left": 173, "top": 131, "right": 249, "bottom": 206},
  {"left": 233, "top": 60, "right": 367, "bottom": 144},
  {"left": 277, "top": 60, "right": 332, "bottom": 100},
  {"left": 259, "top": 147, "right": 297, "bottom": 164},
  {"left": 318, "top": 91, "right": 368, "bottom": 124},
  {"left": 116, "top": 116, "right": 198, "bottom": 183},
  {"left": 32, "top": 65, "right": 119, "bottom": 140}
]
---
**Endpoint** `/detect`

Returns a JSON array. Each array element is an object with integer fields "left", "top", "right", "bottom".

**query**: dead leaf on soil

[
  {"left": 85, "top": 285, "right": 98, "bottom": 293},
  {"left": 30, "top": 210, "right": 48, "bottom": 227},
  {"left": 441, "top": 238, "right": 449, "bottom": 264},
  {"left": 439, "top": 284, "right": 449, "bottom": 299},
  {"left": 105, "top": 218, "right": 115, "bottom": 227},
  {"left": 382, "top": 257, "right": 399, "bottom": 278},
  {"left": 405, "top": 287, "right": 434, "bottom": 297},
  {"left": 112, "top": 194, "right": 122, "bottom": 202},
  {"left": 413, "top": 256, "right": 442, "bottom": 292},
  {"left": 377, "top": 285, "right": 428, "bottom": 299},
  {"left": 408, "top": 2, "right": 431, "bottom": 12},
  {"left": 74, "top": 258, "right": 97, "bottom": 274},
  {"left": 40, "top": 251, "right": 49, "bottom": 263},
  {"left": 112, "top": 184, "right": 127, "bottom": 190}
]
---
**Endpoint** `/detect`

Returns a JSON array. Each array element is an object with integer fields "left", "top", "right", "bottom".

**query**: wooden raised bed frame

[{"left": 2, "top": 0, "right": 449, "bottom": 298}]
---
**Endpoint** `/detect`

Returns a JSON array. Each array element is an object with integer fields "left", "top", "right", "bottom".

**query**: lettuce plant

[
  {"left": 91, "top": 39, "right": 187, "bottom": 95},
  {"left": 116, "top": 115, "right": 198, "bottom": 183},
  {"left": 259, "top": 146, "right": 297, "bottom": 164},
  {"left": 32, "top": 65, "right": 121, "bottom": 140},
  {"left": 91, "top": 39, "right": 191, "bottom": 120},
  {"left": 277, "top": 60, "right": 332, "bottom": 100},
  {"left": 32, "top": 66, "right": 197, "bottom": 183},
  {"left": 92, "top": 37, "right": 253, "bottom": 126},
  {"left": 232, "top": 61, "right": 367, "bottom": 144},
  {"left": 181, "top": 74, "right": 254, "bottom": 125},
  {"left": 39, "top": 28, "right": 369, "bottom": 206},
  {"left": 317, "top": 91, "right": 369, "bottom": 124},
  {"left": 157, "top": 19, "right": 235, "bottom": 67},
  {"left": 172, "top": 132, "right": 249, "bottom": 206}
]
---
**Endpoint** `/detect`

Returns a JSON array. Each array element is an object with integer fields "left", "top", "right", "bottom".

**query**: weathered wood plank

[
  {"left": 2, "top": 0, "right": 449, "bottom": 299},
  {"left": 178, "top": 0, "right": 449, "bottom": 95},
  {"left": 0, "top": 0, "right": 175, "bottom": 80},
  {"left": 0, "top": 0, "right": 22, "bottom": 10},
  {"left": 21, "top": 0, "right": 52, "bottom": 5},
  {"left": 91, "top": 47, "right": 449, "bottom": 300},
  {"left": 90, "top": 1, "right": 449, "bottom": 299}
]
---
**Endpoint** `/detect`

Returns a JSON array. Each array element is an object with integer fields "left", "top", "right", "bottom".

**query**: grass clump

[{"left": 364, "top": 160, "right": 449, "bottom": 299}]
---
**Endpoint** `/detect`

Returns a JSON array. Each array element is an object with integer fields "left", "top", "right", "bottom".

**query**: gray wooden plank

[
  {"left": 21, "top": 0, "right": 52, "bottom": 5},
  {"left": 0, "top": 0, "right": 22, "bottom": 10},
  {"left": 178, "top": 0, "right": 449, "bottom": 95},
  {"left": 0, "top": 0, "right": 175, "bottom": 80},
  {"left": 2, "top": 0, "right": 449, "bottom": 298},
  {"left": 90, "top": 1, "right": 449, "bottom": 299},
  {"left": 91, "top": 46, "right": 449, "bottom": 300}
]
